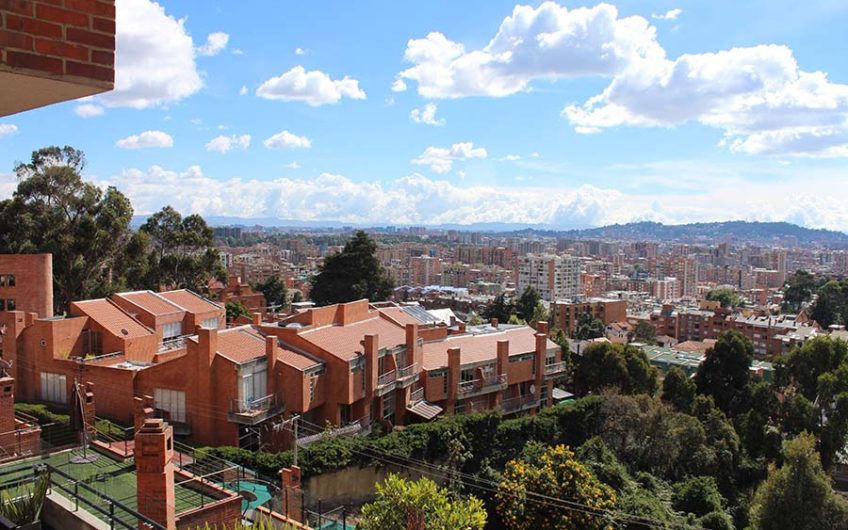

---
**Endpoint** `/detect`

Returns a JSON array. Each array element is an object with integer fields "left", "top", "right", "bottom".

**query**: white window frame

[
  {"left": 200, "top": 317, "right": 220, "bottom": 330},
  {"left": 40, "top": 372, "right": 67, "bottom": 404},
  {"left": 154, "top": 388, "right": 186, "bottom": 422},
  {"left": 162, "top": 321, "right": 182, "bottom": 340}
]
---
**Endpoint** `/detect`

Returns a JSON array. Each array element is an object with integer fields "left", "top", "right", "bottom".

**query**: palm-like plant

[{"left": 0, "top": 474, "right": 50, "bottom": 526}]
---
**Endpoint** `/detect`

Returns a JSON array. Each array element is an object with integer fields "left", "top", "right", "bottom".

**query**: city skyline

[{"left": 2, "top": 0, "right": 848, "bottom": 231}]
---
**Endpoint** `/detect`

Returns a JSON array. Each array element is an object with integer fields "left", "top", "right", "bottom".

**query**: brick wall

[
  {"left": 0, "top": 254, "right": 53, "bottom": 318},
  {"left": 1, "top": 0, "right": 115, "bottom": 84},
  {"left": 175, "top": 496, "right": 241, "bottom": 530}
]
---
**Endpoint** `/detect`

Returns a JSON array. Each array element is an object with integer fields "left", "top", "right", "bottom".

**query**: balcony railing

[
  {"left": 458, "top": 373, "right": 508, "bottom": 397},
  {"left": 397, "top": 362, "right": 418, "bottom": 380},
  {"left": 228, "top": 394, "right": 283, "bottom": 425},
  {"left": 377, "top": 369, "right": 397, "bottom": 387},
  {"left": 500, "top": 394, "right": 539, "bottom": 414},
  {"left": 545, "top": 361, "right": 567, "bottom": 375},
  {"left": 410, "top": 386, "right": 424, "bottom": 406},
  {"left": 159, "top": 335, "right": 188, "bottom": 353}
]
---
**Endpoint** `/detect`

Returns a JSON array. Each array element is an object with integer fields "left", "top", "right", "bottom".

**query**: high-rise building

[
  {"left": 518, "top": 254, "right": 581, "bottom": 301},
  {"left": 409, "top": 256, "right": 442, "bottom": 287}
]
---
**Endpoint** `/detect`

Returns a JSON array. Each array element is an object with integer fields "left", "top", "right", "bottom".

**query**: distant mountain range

[
  {"left": 513, "top": 221, "right": 848, "bottom": 247},
  {"left": 130, "top": 215, "right": 848, "bottom": 247}
]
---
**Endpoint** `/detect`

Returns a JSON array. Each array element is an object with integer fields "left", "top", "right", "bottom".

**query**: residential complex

[{"left": 518, "top": 253, "right": 582, "bottom": 301}]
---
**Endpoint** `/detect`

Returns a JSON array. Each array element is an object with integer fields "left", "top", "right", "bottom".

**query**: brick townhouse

[{"left": 0, "top": 253, "right": 566, "bottom": 451}]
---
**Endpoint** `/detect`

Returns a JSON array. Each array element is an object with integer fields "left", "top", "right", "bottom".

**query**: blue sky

[{"left": 1, "top": 0, "right": 848, "bottom": 230}]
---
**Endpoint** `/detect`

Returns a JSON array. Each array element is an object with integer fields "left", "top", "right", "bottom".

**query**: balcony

[
  {"left": 159, "top": 335, "right": 188, "bottom": 353},
  {"left": 376, "top": 369, "right": 397, "bottom": 396},
  {"left": 227, "top": 394, "right": 284, "bottom": 425},
  {"left": 397, "top": 363, "right": 418, "bottom": 387},
  {"left": 500, "top": 394, "right": 539, "bottom": 415},
  {"left": 409, "top": 386, "right": 424, "bottom": 406},
  {"left": 458, "top": 373, "right": 508, "bottom": 398},
  {"left": 545, "top": 361, "right": 567, "bottom": 376}
]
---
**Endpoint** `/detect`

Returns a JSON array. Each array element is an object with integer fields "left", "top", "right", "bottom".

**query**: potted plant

[{"left": 0, "top": 473, "right": 49, "bottom": 530}]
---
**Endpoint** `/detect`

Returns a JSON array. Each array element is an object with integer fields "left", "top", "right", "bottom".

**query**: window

[
  {"left": 383, "top": 393, "right": 395, "bottom": 419},
  {"left": 241, "top": 360, "right": 268, "bottom": 404},
  {"left": 460, "top": 368, "right": 475, "bottom": 383},
  {"left": 154, "top": 388, "right": 186, "bottom": 422},
  {"left": 82, "top": 329, "right": 102, "bottom": 355},
  {"left": 0, "top": 300, "right": 4, "bottom": 311},
  {"left": 162, "top": 322, "right": 182, "bottom": 339},
  {"left": 6, "top": 299, "right": 14, "bottom": 311},
  {"left": 7, "top": 275, "right": 15, "bottom": 287},
  {"left": 200, "top": 317, "right": 219, "bottom": 330},
  {"left": 0, "top": 276, "right": 5, "bottom": 287},
  {"left": 309, "top": 377, "right": 316, "bottom": 402},
  {"left": 40, "top": 372, "right": 67, "bottom": 404}
]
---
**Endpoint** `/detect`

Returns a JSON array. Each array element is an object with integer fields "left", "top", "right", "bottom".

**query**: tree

[
  {"left": 575, "top": 312, "right": 605, "bottom": 340},
  {"left": 359, "top": 474, "right": 486, "bottom": 530},
  {"left": 255, "top": 275, "right": 288, "bottom": 311},
  {"left": 309, "top": 231, "right": 393, "bottom": 305},
  {"left": 672, "top": 476, "right": 726, "bottom": 518},
  {"left": 574, "top": 342, "right": 658, "bottom": 396},
  {"left": 135, "top": 206, "right": 223, "bottom": 292},
  {"left": 515, "top": 286, "right": 542, "bottom": 322},
  {"left": 809, "top": 279, "right": 848, "bottom": 328},
  {"left": 749, "top": 432, "right": 848, "bottom": 530},
  {"left": 482, "top": 293, "right": 514, "bottom": 324},
  {"left": 783, "top": 270, "right": 816, "bottom": 312},
  {"left": 695, "top": 331, "right": 753, "bottom": 414},
  {"left": 226, "top": 301, "right": 250, "bottom": 322},
  {"left": 705, "top": 288, "right": 742, "bottom": 309},
  {"left": 0, "top": 146, "right": 134, "bottom": 312},
  {"left": 662, "top": 366, "right": 696, "bottom": 412},
  {"left": 628, "top": 321, "right": 657, "bottom": 344},
  {"left": 495, "top": 444, "right": 616, "bottom": 530}
]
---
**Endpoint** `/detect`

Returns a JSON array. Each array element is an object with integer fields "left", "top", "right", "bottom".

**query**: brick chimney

[
  {"left": 0, "top": 376, "right": 15, "bottom": 442},
  {"left": 364, "top": 334, "right": 379, "bottom": 412},
  {"left": 405, "top": 323, "right": 422, "bottom": 371},
  {"left": 447, "top": 347, "right": 461, "bottom": 414},
  {"left": 280, "top": 465, "right": 303, "bottom": 523},
  {"left": 536, "top": 321, "right": 549, "bottom": 334},
  {"left": 252, "top": 312, "right": 262, "bottom": 326},
  {"left": 265, "top": 336, "right": 277, "bottom": 396},
  {"left": 133, "top": 395, "right": 156, "bottom": 434},
  {"left": 135, "top": 419, "right": 176, "bottom": 530},
  {"left": 534, "top": 332, "right": 547, "bottom": 410}
]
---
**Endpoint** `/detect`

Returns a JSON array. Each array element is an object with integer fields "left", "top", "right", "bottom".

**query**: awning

[
  {"left": 552, "top": 388, "right": 574, "bottom": 402},
  {"left": 407, "top": 401, "right": 443, "bottom": 420}
]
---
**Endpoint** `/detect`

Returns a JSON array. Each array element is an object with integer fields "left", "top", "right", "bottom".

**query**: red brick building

[
  {"left": 550, "top": 298, "right": 627, "bottom": 338},
  {"left": 0, "top": 254, "right": 53, "bottom": 317},
  {"left": 1, "top": 0, "right": 115, "bottom": 117},
  {"left": 2, "top": 254, "right": 565, "bottom": 451}
]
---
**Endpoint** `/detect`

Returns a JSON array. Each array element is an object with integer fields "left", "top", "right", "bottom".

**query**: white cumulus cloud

[
  {"left": 651, "top": 9, "right": 682, "bottom": 21},
  {"left": 409, "top": 103, "right": 445, "bottom": 126},
  {"left": 74, "top": 104, "right": 104, "bottom": 117},
  {"left": 205, "top": 134, "right": 251, "bottom": 154},
  {"left": 116, "top": 130, "right": 174, "bottom": 149},
  {"left": 295, "top": 47, "right": 308, "bottom": 56},
  {"left": 239, "top": 85, "right": 248, "bottom": 96},
  {"left": 391, "top": 79, "right": 407, "bottom": 92},
  {"left": 197, "top": 31, "right": 229, "bottom": 56},
  {"left": 398, "top": 2, "right": 664, "bottom": 98},
  {"left": 263, "top": 131, "right": 312, "bottom": 149},
  {"left": 256, "top": 66, "right": 366, "bottom": 106},
  {"left": 411, "top": 142, "right": 487, "bottom": 173},
  {"left": 100, "top": 0, "right": 203, "bottom": 109},
  {"left": 0, "top": 124, "right": 18, "bottom": 138}
]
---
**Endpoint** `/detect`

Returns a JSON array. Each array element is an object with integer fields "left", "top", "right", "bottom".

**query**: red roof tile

[
  {"left": 159, "top": 290, "right": 222, "bottom": 315},
  {"left": 114, "top": 291, "right": 184, "bottom": 316},
  {"left": 72, "top": 299, "right": 154, "bottom": 339},
  {"left": 215, "top": 326, "right": 319, "bottom": 370},
  {"left": 421, "top": 326, "right": 557, "bottom": 370},
  {"left": 299, "top": 316, "right": 407, "bottom": 361}
]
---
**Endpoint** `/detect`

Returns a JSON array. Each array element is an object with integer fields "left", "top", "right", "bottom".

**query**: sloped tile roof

[
  {"left": 72, "top": 299, "right": 154, "bottom": 339},
  {"left": 299, "top": 316, "right": 407, "bottom": 361},
  {"left": 216, "top": 326, "right": 318, "bottom": 370},
  {"left": 159, "top": 289, "right": 222, "bottom": 315},
  {"left": 114, "top": 291, "right": 184, "bottom": 316},
  {"left": 421, "top": 326, "right": 557, "bottom": 370}
]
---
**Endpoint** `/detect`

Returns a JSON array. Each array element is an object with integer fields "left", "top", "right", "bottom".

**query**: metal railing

[
  {"left": 545, "top": 361, "right": 567, "bottom": 375},
  {"left": 458, "top": 373, "right": 507, "bottom": 396},
  {"left": 230, "top": 394, "right": 276, "bottom": 414},
  {"left": 500, "top": 394, "right": 539, "bottom": 414},
  {"left": 397, "top": 362, "right": 418, "bottom": 380},
  {"left": 409, "top": 386, "right": 424, "bottom": 405},
  {"left": 159, "top": 335, "right": 188, "bottom": 353},
  {"left": 377, "top": 369, "right": 397, "bottom": 387}
]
